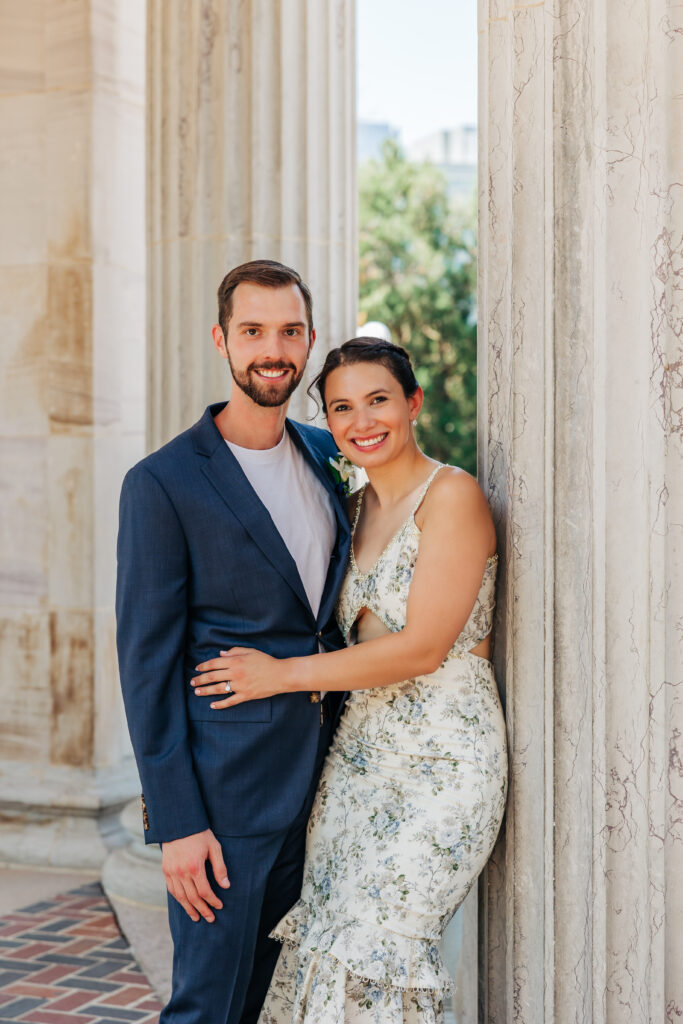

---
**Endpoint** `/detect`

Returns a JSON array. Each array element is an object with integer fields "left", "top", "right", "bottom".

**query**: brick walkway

[{"left": 0, "top": 883, "right": 163, "bottom": 1023}]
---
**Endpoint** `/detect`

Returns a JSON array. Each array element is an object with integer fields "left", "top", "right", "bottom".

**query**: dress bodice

[{"left": 335, "top": 465, "right": 498, "bottom": 656}]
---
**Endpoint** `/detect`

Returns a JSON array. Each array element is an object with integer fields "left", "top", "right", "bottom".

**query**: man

[{"left": 116, "top": 260, "right": 350, "bottom": 1023}]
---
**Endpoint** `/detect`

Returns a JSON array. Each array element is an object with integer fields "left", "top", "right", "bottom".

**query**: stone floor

[
  {"left": 0, "top": 869, "right": 96, "bottom": 920},
  {"left": 0, "top": 865, "right": 459, "bottom": 1022},
  {"left": 0, "top": 876, "right": 164, "bottom": 1023}
]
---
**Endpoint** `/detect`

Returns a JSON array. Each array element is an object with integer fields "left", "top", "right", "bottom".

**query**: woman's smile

[{"left": 351, "top": 432, "right": 388, "bottom": 451}]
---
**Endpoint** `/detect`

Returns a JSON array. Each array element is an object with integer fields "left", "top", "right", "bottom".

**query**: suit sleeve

[{"left": 116, "top": 464, "right": 211, "bottom": 844}]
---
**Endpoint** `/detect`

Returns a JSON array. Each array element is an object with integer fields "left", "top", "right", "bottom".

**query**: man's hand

[{"left": 161, "top": 829, "right": 230, "bottom": 922}]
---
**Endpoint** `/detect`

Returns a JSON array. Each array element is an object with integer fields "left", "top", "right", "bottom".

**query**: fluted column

[
  {"left": 0, "top": 0, "right": 145, "bottom": 864},
  {"left": 147, "top": 0, "right": 357, "bottom": 447},
  {"left": 478, "top": 0, "right": 683, "bottom": 1021}
]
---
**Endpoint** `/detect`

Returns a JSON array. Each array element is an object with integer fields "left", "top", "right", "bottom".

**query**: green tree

[{"left": 358, "top": 141, "right": 478, "bottom": 473}]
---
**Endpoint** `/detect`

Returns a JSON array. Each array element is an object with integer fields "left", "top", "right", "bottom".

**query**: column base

[
  {"left": 0, "top": 757, "right": 140, "bottom": 869},
  {"left": 102, "top": 799, "right": 172, "bottom": 1002},
  {"left": 101, "top": 799, "right": 167, "bottom": 909}
]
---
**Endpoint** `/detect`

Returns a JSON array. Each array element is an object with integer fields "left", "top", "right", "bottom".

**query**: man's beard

[{"left": 228, "top": 356, "right": 305, "bottom": 408}]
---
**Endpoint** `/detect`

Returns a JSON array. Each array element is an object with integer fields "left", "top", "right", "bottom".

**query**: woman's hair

[{"left": 309, "top": 337, "right": 419, "bottom": 414}]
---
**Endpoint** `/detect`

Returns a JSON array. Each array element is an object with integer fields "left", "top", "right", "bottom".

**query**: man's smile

[{"left": 253, "top": 367, "right": 292, "bottom": 380}]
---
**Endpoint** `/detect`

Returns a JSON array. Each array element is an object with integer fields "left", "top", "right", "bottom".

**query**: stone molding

[
  {"left": 0, "top": 757, "right": 140, "bottom": 816},
  {"left": 0, "top": 757, "right": 140, "bottom": 870}
]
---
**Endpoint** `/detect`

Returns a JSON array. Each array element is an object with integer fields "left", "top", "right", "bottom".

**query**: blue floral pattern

[{"left": 259, "top": 466, "right": 508, "bottom": 1023}]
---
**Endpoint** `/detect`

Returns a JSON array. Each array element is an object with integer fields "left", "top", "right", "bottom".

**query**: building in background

[
  {"left": 358, "top": 121, "right": 477, "bottom": 204},
  {"left": 406, "top": 124, "right": 477, "bottom": 202},
  {"left": 357, "top": 119, "right": 401, "bottom": 163}
]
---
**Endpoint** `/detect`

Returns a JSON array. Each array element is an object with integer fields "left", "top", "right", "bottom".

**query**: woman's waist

[
  {"left": 331, "top": 710, "right": 507, "bottom": 769},
  {"left": 338, "top": 670, "right": 505, "bottom": 736},
  {"left": 340, "top": 613, "right": 495, "bottom": 665}
]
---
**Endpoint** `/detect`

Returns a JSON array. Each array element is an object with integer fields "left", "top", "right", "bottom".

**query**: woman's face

[{"left": 324, "top": 362, "right": 423, "bottom": 468}]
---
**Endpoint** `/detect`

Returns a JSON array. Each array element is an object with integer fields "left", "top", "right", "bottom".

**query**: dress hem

[
  {"left": 268, "top": 905, "right": 454, "bottom": 995},
  {"left": 269, "top": 931, "right": 454, "bottom": 994}
]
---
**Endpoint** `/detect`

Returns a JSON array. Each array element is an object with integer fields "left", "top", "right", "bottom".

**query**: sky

[{"left": 357, "top": 0, "right": 478, "bottom": 146}]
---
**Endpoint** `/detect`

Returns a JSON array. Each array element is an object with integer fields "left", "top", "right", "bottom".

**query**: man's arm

[{"left": 116, "top": 464, "right": 228, "bottom": 922}]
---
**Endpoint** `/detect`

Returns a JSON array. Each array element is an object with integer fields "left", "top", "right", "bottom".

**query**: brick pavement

[{"left": 0, "top": 883, "right": 163, "bottom": 1023}]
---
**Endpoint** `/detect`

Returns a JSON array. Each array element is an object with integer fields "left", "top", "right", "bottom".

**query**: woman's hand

[{"left": 191, "top": 648, "right": 294, "bottom": 709}]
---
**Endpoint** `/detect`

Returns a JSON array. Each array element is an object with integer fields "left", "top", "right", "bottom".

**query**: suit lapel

[
  {"left": 195, "top": 406, "right": 313, "bottom": 615},
  {"left": 316, "top": 540, "right": 349, "bottom": 630}
]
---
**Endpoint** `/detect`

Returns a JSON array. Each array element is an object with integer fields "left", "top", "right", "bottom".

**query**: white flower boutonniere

[{"left": 327, "top": 453, "right": 363, "bottom": 496}]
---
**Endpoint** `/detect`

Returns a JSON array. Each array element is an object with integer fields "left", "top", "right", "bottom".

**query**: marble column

[
  {"left": 147, "top": 0, "right": 357, "bottom": 448},
  {"left": 478, "top": 0, "right": 683, "bottom": 1021},
  {"left": 0, "top": 1, "right": 146, "bottom": 866}
]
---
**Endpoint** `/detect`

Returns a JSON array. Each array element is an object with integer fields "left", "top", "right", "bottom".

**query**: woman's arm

[{"left": 193, "top": 469, "right": 496, "bottom": 706}]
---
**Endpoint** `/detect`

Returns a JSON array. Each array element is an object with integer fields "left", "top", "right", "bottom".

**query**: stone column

[
  {"left": 478, "top": 0, "right": 683, "bottom": 1021},
  {"left": 0, "top": 1, "right": 146, "bottom": 866},
  {"left": 147, "top": 0, "right": 357, "bottom": 448}
]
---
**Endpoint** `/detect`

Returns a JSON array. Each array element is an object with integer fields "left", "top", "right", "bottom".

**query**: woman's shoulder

[
  {"left": 429, "top": 464, "right": 486, "bottom": 504},
  {"left": 420, "top": 464, "right": 496, "bottom": 537}
]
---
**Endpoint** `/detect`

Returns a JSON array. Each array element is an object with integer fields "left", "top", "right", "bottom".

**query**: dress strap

[
  {"left": 351, "top": 485, "right": 367, "bottom": 537},
  {"left": 410, "top": 463, "right": 445, "bottom": 517},
  {"left": 353, "top": 464, "right": 443, "bottom": 539}
]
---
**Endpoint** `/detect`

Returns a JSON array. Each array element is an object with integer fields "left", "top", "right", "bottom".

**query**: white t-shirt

[{"left": 226, "top": 429, "right": 337, "bottom": 617}]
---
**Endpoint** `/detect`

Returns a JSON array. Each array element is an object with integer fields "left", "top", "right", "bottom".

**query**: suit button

[{"left": 317, "top": 631, "right": 322, "bottom": 638}]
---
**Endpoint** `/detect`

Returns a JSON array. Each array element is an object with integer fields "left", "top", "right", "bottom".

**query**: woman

[{"left": 193, "top": 339, "right": 507, "bottom": 1023}]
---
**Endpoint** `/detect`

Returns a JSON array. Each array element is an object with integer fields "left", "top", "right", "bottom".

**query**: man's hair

[{"left": 217, "top": 259, "right": 314, "bottom": 336}]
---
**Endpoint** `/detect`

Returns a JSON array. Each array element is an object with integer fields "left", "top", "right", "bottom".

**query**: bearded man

[{"left": 116, "top": 260, "right": 350, "bottom": 1023}]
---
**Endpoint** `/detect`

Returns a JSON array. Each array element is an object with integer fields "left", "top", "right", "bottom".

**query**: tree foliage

[{"left": 358, "top": 141, "right": 478, "bottom": 473}]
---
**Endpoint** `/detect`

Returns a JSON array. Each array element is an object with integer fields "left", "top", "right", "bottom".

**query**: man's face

[{"left": 221, "top": 282, "right": 315, "bottom": 407}]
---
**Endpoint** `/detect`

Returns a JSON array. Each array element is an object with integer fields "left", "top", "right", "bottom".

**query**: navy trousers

[{"left": 160, "top": 710, "right": 332, "bottom": 1024}]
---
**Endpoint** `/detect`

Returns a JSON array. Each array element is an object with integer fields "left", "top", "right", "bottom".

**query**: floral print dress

[{"left": 259, "top": 466, "right": 508, "bottom": 1024}]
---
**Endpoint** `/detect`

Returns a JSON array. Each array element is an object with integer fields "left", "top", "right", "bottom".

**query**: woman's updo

[{"left": 310, "top": 337, "right": 419, "bottom": 414}]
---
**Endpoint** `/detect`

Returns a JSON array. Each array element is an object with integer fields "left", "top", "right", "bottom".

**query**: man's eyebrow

[
  {"left": 328, "top": 388, "right": 390, "bottom": 403},
  {"left": 236, "top": 320, "right": 306, "bottom": 328}
]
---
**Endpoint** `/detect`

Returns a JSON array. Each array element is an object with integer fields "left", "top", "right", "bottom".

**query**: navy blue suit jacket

[{"left": 116, "top": 403, "right": 350, "bottom": 844}]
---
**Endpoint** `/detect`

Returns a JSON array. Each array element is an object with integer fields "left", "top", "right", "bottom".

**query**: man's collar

[
  {"left": 191, "top": 402, "right": 228, "bottom": 456},
  {"left": 192, "top": 402, "right": 307, "bottom": 458}
]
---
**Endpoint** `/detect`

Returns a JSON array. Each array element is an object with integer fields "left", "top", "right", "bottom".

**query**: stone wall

[{"left": 0, "top": 0, "right": 146, "bottom": 865}]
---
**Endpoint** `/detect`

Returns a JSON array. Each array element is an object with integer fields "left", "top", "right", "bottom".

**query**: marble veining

[{"left": 478, "top": 0, "right": 683, "bottom": 1020}]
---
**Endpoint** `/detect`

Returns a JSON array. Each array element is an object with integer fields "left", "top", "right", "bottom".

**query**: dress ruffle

[{"left": 269, "top": 898, "right": 453, "bottom": 993}]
